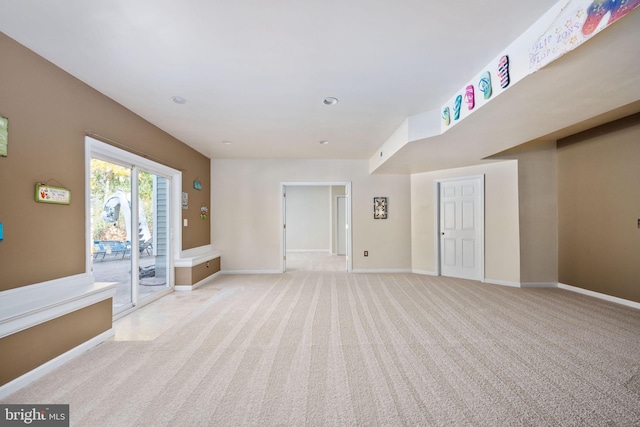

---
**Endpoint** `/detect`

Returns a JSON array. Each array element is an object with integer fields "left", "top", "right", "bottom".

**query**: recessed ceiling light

[
  {"left": 171, "top": 96, "right": 187, "bottom": 104},
  {"left": 222, "top": 140, "right": 233, "bottom": 145},
  {"left": 322, "top": 97, "right": 339, "bottom": 106},
  {"left": 319, "top": 140, "right": 329, "bottom": 145}
]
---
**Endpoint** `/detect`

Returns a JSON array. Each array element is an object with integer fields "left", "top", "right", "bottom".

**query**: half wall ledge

[
  {"left": 174, "top": 245, "right": 221, "bottom": 290},
  {"left": 0, "top": 273, "right": 115, "bottom": 339}
]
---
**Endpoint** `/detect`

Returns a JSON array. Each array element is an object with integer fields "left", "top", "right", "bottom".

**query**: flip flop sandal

[
  {"left": 582, "top": 0, "right": 612, "bottom": 35},
  {"left": 479, "top": 71, "right": 492, "bottom": 99},
  {"left": 442, "top": 107, "right": 451, "bottom": 126},
  {"left": 453, "top": 95, "right": 462, "bottom": 120},
  {"left": 607, "top": 0, "right": 640, "bottom": 25},
  {"left": 465, "top": 85, "right": 475, "bottom": 110},
  {"left": 498, "top": 55, "right": 510, "bottom": 89}
]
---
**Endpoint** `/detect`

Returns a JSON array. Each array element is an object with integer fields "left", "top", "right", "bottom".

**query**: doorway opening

[
  {"left": 86, "top": 137, "right": 180, "bottom": 319},
  {"left": 281, "top": 182, "right": 352, "bottom": 272},
  {"left": 435, "top": 175, "right": 485, "bottom": 281}
]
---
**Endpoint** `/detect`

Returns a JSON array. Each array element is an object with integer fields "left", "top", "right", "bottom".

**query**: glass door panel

[
  {"left": 138, "top": 171, "right": 170, "bottom": 300},
  {"left": 90, "top": 158, "right": 134, "bottom": 314}
]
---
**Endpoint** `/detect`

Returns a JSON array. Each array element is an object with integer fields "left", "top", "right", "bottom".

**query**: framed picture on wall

[
  {"left": 182, "top": 192, "right": 188, "bottom": 209},
  {"left": 374, "top": 197, "right": 387, "bottom": 219},
  {"left": 0, "top": 115, "right": 8, "bottom": 157}
]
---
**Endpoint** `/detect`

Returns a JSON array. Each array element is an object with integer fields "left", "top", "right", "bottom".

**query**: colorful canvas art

[{"left": 529, "top": 0, "right": 640, "bottom": 72}]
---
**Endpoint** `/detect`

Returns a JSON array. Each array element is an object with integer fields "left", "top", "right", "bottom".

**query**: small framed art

[
  {"left": 182, "top": 192, "right": 188, "bottom": 209},
  {"left": 374, "top": 197, "right": 387, "bottom": 219},
  {"left": 0, "top": 115, "right": 8, "bottom": 157},
  {"left": 35, "top": 183, "right": 71, "bottom": 205}
]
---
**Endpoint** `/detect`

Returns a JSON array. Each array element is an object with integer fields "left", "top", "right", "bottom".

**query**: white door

[
  {"left": 282, "top": 186, "right": 287, "bottom": 272},
  {"left": 439, "top": 176, "right": 484, "bottom": 281},
  {"left": 337, "top": 196, "right": 347, "bottom": 255}
]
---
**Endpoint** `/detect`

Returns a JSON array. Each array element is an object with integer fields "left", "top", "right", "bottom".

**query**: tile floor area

[
  {"left": 111, "top": 252, "right": 345, "bottom": 341},
  {"left": 110, "top": 284, "right": 220, "bottom": 341}
]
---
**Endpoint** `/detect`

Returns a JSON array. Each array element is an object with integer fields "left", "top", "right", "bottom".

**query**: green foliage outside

[{"left": 90, "top": 158, "right": 154, "bottom": 242}]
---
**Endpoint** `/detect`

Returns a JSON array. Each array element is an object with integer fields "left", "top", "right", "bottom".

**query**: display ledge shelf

[
  {"left": 0, "top": 273, "right": 115, "bottom": 339},
  {"left": 174, "top": 245, "right": 221, "bottom": 268}
]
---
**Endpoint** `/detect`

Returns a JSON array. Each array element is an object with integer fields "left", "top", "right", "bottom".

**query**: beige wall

[
  {"left": 557, "top": 114, "right": 640, "bottom": 303},
  {"left": 285, "top": 186, "right": 331, "bottom": 251},
  {"left": 411, "top": 161, "right": 521, "bottom": 284},
  {"left": 211, "top": 159, "right": 411, "bottom": 271},
  {"left": 490, "top": 141, "right": 559, "bottom": 284},
  {"left": 0, "top": 33, "right": 211, "bottom": 291}
]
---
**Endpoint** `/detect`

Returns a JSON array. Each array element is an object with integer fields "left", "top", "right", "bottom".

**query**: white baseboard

[
  {"left": 521, "top": 282, "right": 558, "bottom": 288},
  {"left": 0, "top": 328, "right": 114, "bottom": 400},
  {"left": 175, "top": 271, "right": 222, "bottom": 291},
  {"left": 483, "top": 278, "right": 521, "bottom": 288},
  {"left": 558, "top": 283, "right": 640, "bottom": 310},
  {"left": 220, "top": 270, "right": 281, "bottom": 275},
  {"left": 412, "top": 269, "right": 437, "bottom": 276},
  {"left": 351, "top": 269, "right": 413, "bottom": 274}
]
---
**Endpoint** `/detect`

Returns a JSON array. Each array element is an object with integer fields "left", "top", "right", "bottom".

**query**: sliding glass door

[{"left": 90, "top": 156, "right": 172, "bottom": 317}]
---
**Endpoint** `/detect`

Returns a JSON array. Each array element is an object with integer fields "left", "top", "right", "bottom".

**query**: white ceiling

[{"left": 1, "top": 1, "right": 638, "bottom": 172}]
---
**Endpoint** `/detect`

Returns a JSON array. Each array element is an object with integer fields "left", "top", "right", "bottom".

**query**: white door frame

[
  {"left": 336, "top": 196, "right": 347, "bottom": 256},
  {"left": 434, "top": 175, "right": 485, "bottom": 281},
  {"left": 281, "top": 182, "right": 352, "bottom": 272}
]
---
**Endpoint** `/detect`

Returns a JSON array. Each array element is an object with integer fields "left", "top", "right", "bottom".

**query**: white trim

[
  {"left": 174, "top": 245, "right": 222, "bottom": 268},
  {"left": 0, "top": 328, "right": 114, "bottom": 400},
  {"left": 285, "top": 249, "right": 332, "bottom": 253},
  {"left": 521, "top": 282, "right": 558, "bottom": 288},
  {"left": 336, "top": 195, "right": 348, "bottom": 256},
  {"left": 220, "top": 270, "right": 281, "bottom": 275},
  {"left": 352, "top": 269, "right": 413, "bottom": 274},
  {"left": 434, "top": 181, "right": 441, "bottom": 275},
  {"left": 484, "top": 278, "right": 521, "bottom": 288},
  {"left": 175, "top": 271, "right": 222, "bottom": 291},
  {"left": 281, "top": 181, "right": 352, "bottom": 187},
  {"left": 412, "top": 269, "right": 438, "bottom": 276},
  {"left": 0, "top": 274, "right": 115, "bottom": 339},
  {"left": 558, "top": 283, "right": 640, "bottom": 311}
]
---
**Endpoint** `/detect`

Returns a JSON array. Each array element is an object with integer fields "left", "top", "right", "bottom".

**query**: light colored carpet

[
  {"left": 285, "top": 251, "right": 346, "bottom": 271},
  {"left": 3, "top": 272, "right": 640, "bottom": 426}
]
